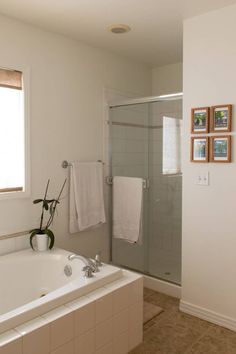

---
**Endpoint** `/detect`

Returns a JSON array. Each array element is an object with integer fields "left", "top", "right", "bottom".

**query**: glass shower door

[
  {"left": 109, "top": 103, "right": 149, "bottom": 273},
  {"left": 109, "top": 97, "right": 182, "bottom": 285}
]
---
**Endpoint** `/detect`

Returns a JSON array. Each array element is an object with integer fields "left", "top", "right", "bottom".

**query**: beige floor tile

[
  {"left": 143, "top": 288, "right": 155, "bottom": 300},
  {"left": 130, "top": 290, "right": 223, "bottom": 354}
]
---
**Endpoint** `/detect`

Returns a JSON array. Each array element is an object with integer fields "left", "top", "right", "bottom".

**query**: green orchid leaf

[
  {"left": 33, "top": 199, "right": 43, "bottom": 204},
  {"left": 45, "top": 229, "right": 55, "bottom": 249},
  {"left": 43, "top": 201, "right": 49, "bottom": 210},
  {"left": 29, "top": 230, "right": 39, "bottom": 250}
]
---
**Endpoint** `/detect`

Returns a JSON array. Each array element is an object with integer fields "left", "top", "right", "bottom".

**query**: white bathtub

[{"left": 0, "top": 248, "right": 122, "bottom": 334}]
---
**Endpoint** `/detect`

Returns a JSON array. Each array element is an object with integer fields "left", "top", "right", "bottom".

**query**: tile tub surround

[
  {"left": 0, "top": 248, "right": 123, "bottom": 334},
  {"left": 0, "top": 271, "right": 143, "bottom": 354}
]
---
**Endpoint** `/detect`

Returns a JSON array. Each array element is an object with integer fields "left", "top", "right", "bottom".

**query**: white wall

[
  {"left": 152, "top": 62, "right": 183, "bottom": 96},
  {"left": 0, "top": 14, "right": 151, "bottom": 260},
  {"left": 181, "top": 4, "right": 236, "bottom": 329}
]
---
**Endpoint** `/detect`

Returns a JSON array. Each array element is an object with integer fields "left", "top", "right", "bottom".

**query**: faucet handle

[
  {"left": 82, "top": 265, "right": 93, "bottom": 278},
  {"left": 94, "top": 252, "right": 102, "bottom": 267}
]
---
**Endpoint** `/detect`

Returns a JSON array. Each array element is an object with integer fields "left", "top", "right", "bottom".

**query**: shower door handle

[{"left": 106, "top": 176, "right": 150, "bottom": 190}]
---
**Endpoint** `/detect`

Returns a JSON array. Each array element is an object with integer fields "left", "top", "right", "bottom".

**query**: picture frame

[
  {"left": 211, "top": 104, "right": 232, "bottom": 132},
  {"left": 191, "top": 107, "right": 209, "bottom": 134},
  {"left": 210, "top": 136, "right": 231, "bottom": 163},
  {"left": 191, "top": 137, "right": 209, "bottom": 163}
]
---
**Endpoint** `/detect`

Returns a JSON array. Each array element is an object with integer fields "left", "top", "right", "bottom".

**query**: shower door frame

[{"left": 108, "top": 92, "right": 183, "bottom": 285}]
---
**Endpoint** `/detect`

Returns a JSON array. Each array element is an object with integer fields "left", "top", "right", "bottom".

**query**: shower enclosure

[{"left": 109, "top": 94, "right": 182, "bottom": 285}]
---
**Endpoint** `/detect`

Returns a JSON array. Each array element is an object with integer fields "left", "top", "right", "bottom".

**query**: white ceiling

[{"left": 0, "top": 0, "right": 236, "bottom": 67}]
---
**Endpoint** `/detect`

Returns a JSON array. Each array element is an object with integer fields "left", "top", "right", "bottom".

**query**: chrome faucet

[{"left": 68, "top": 254, "right": 99, "bottom": 276}]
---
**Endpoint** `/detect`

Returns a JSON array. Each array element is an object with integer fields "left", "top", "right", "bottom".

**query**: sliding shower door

[
  {"left": 109, "top": 103, "right": 150, "bottom": 273},
  {"left": 109, "top": 97, "right": 182, "bottom": 284}
]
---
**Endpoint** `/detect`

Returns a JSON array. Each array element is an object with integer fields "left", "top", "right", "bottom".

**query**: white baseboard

[
  {"left": 180, "top": 300, "right": 236, "bottom": 332},
  {"left": 144, "top": 275, "right": 181, "bottom": 298}
]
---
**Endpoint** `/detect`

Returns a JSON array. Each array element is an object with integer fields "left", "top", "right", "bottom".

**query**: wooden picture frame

[
  {"left": 211, "top": 104, "right": 232, "bottom": 132},
  {"left": 191, "top": 107, "right": 210, "bottom": 134},
  {"left": 191, "top": 137, "right": 209, "bottom": 163},
  {"left": 210, "top": 136, "right": 231, "bottom": 163}
]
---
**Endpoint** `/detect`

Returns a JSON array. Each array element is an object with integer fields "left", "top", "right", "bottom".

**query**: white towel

[
  {"left": 69, "top": 162, "right": 106, "bottom": 233},
  {"left": 113, "top": 176, "right": 143, "bottom": 244}
]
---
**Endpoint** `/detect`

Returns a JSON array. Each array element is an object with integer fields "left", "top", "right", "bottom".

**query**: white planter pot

[{"left": 35, "top": 234, "right": 49, "bottom": 252}]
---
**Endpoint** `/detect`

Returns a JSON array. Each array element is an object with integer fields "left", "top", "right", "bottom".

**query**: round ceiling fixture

[{"left": 107, "top": 24, "right": 131, "bottom": 34}]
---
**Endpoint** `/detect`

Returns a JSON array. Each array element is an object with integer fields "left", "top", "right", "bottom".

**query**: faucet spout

[{"left": 68, "top": 253, "right": 99, "bottom": 273}]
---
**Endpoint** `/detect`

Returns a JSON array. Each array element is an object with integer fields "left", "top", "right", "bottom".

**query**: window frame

[{"left": 0, "top": 65, "right": 30, "bottom": 200}]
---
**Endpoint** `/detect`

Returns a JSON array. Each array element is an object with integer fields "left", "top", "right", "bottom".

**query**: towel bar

[
  {"left": 106, "top": 176, "right": 149, "bottom": 189},
  {"left": 62, "top": 160, "right": 104, "bottom": 168}
]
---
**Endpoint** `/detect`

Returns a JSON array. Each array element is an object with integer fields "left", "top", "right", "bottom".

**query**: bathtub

[{"left": 0, "top": 248, "right": 122, "bottom": 334}]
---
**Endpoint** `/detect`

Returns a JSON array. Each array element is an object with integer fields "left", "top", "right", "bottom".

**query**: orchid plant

[{"left": 30, "top": 179, "right": 66, "bottom": 250}]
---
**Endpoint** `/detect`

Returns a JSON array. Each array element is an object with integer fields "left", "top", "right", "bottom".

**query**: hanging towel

[
  {"left": 113, "top": 176, "right": 143, "bottom": 244},
  {"left": 69, "top": 162, "right": 106, "bottom": 233}
]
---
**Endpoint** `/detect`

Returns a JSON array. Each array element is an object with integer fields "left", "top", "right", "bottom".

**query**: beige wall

[
  {"left": 181, "top": 4, "right": 236, "bottom": 328},
  {"left": 152, "top": 62, "right": 183, "bottom": 96},
  {"left": 0, "top": 14, "right": 151, "bottom": 259}
]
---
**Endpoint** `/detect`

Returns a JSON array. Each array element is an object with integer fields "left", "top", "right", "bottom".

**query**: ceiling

[{"left": 0, "top": 0, "right": 235, "bottom": 67}]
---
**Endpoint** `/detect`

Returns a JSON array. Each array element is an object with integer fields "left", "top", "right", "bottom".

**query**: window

[
  {"left": 0, "top": 68, "right": 27, "bottom": 195},
  {"left": 163, "top": 116, "right": 182, "bottom": 175}
]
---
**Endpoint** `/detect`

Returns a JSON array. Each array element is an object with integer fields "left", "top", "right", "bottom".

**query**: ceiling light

[{"left": 107, "top": 24, "right": 131, "bottom": 34}]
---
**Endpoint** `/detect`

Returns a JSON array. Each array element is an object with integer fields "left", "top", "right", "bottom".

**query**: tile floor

[{"left": 130, "top": 288, "right": 236, "bottom": 354}]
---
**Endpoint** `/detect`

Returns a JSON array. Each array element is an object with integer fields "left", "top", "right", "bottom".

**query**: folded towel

[
  {"left": 69, "top": 162, "right": 106, "bottom": 233},
  {"left": 113, "top": 176, "right": 143, "bottom": 244}
]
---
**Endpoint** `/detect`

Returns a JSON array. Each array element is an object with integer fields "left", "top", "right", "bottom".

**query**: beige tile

[
  {"left": 95, "top": 294, "right": 113, "bottom": 324},
  {"left": 16, "top": 317, "right": 48, "bottom": 335},
  {"left": 22, "top": 325, "right": 50, "bottom": 354},
  {"left": 129, "top": 325, "right": 143, "bottom": 352},
  {"left": 95, "top": 342, "right": 113, "bottom": 354},
  {"left": 128, "top": 302, "right": 143, "bottom": 329},
  {"left": 113, "top": 331, "right": 129, "bottom": 354},
  {"left": 50, "top": 313, "right": 74, "bottom": 351},
  {"left": 0, "top": 339, "right": 22, "bottom": 354},
  {"left": 130, "top": 279, "right": 143, "bottom": 305},
  {"left": 0, "top": 330, "right": 21, "bottom": 347},
  {"left": 74, "top": 329, "right": 95, "bottom": 354},
  {"left": 74, "top": 302, "right": 95, "bottom": 336},
  {"left": 95, "top": 318, "right": 113, "bottom": 350},
  {"left": 113, "top": 284, "right": 130, "bottom": 314},
  {"left": 143, "top": 288, "right": 155, "bottom": 300},
  {"left": 113, "top": 308, "right": 129, "bottom": 338},
  {"left": 51, "top": 340, "right": 74, "bottom": 354}
]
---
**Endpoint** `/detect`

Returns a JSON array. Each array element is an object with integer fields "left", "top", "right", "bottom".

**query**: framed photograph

[
  {"left": 211, "top": 104, "right": 232, "bottom": 132},
  {"left": 191, "top": 107, "right": 209, "bottom": 134},
  {"left": 210, "top": 136, "right": 231, "bottom": 163},
  {"left": 191, "top": 137, "right": 209, "bottom": 162}
]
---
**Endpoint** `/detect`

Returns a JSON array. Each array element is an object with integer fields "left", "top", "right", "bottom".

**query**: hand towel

[
  {"left": 113, "top": 176, "right": 143, "bottom": 244},
  {"left": 69, "top": 162, "right": 106, "bottom": 233}
]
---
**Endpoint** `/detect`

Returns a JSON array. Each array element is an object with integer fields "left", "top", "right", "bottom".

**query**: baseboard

[
  {"left": 144, "top": 275, "right": 181, "bottom": 299},
  {"left": 180, "top": 300, "right": 236, "bottom": 332}
]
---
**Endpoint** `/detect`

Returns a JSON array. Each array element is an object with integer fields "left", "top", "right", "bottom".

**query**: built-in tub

[{"left": 0, "top": 248, "right": 122, "bottom": 334}]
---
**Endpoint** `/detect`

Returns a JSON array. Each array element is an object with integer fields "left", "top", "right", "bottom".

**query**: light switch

[{"left": 195, "top": 172, "right": 209, "bottom": 186}]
